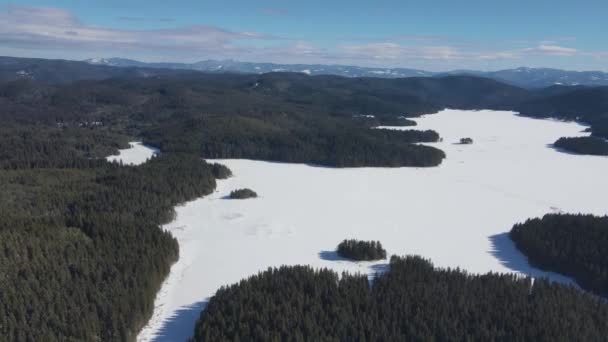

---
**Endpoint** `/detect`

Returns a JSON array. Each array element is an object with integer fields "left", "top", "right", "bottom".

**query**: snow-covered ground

[
  {"left": 106, "top": 142, "right": 159, "bottom": 165},
  {"left": 137, "top": 109, "right": 608, "bottom": 342}
]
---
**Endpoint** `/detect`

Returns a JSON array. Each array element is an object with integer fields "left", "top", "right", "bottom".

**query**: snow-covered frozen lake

[
  {"left": 106, "top": 141, "right": 158, "bottom": 165},
  {"left": 136, "top": 109, "right": 608, "bottom": 342}
]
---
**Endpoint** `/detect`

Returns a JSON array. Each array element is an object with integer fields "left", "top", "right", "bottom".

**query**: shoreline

[{"left": 134, "top": 109, "right": 600, "bottom": 341}]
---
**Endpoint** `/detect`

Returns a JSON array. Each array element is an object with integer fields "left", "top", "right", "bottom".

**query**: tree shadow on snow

[
  {"left": 370, "top": 263, "right": 390, "bottom": 275},
  {"left": 368, "top": 263, "right": 390, "bottom": 284},
  {"left": 151, "top": 300, "right": 208, "bottom": 342},
  {"left": 545, "top": 143, "right": 599, "bottom": 157},
  {"left": 318, "top": 250, "right": 348, "bottom": 261},
  {"left": 488, "top": 232, "right": 576, "bottom": 286}
]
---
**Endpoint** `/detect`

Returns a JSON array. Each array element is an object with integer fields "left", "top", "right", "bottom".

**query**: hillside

[
  {"left": 3, "top": 57, "right": 608, "bottom": 156},
  {"left": 85, "top": 57, "right": 608, "bottom": 88},
  {"left": 0, "top": 56, "right": 196, "bottom": 84},
  {"left": 3, "top": 58, "right": 608, "bottom": 159},
  {"left": 1, "top": 58, "right": 608, "bottom": 341},
  {"left": 516, "top": 87, "right": 608, "bottom": 138}
]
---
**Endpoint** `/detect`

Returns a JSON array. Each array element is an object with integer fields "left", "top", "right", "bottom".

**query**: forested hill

[
  {"left": 248, "top": 73, "right": 531, "bottom": 111},
  {"left": 516, "top": 86, "right": 608, "bottom": 137},
  {"left": 0, "top": 138, "right": 229, "bottom": 340},
  {"left": 0, "top": 56, "right": 195, "bottom": 84},
  {"left": 84, "top": 57, "right": 608, "bottom": 88},
  {"left": 2, "top": 55, "right": 607, "bottom": 123},
  {"left": 3, "top": 58, "right": 608, "bottom": 163},
  {"left": 3, "top": 63, "right": 608, "bottom": 164},
  {"left": 2, "top": 58, "right": 608, "bottom": 340}
]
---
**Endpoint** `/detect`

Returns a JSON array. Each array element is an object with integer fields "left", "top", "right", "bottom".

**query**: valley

[
  {"left": 3, "top": 1, "right": 608, "bottom": 340},
  {"left": 2, "top": 57, "right": 608, "bottom": 342}
]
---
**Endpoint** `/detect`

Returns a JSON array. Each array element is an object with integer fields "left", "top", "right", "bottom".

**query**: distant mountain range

[
  {"left": 0, "top": 56, "right": 193, "bottom": 84},
  {"left": 85, "top": 57, "right": 608, "bottom": 89},
  {"left": 2, "top": 55, "right": 607, "bottom": 89}
]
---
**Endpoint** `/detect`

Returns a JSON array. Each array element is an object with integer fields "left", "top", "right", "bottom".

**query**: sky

[{"left": 0, "top": 0, "right": 606, "bottom": 71}]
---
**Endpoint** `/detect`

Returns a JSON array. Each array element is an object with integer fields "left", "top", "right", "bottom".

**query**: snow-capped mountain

[
  {"left": 489, "top": 67, "right": 608, "bottom": 88},
  {"left": 85, "top": 58, "right": 435, "bottom": 78},
  {"left": 438, "top": 67, "right": 608, "bottom": 88},
  {"left": 84, "top": 58, "right": 608, "bottom": 88},
  {"left": 85, "top": 58, "right": 151, "bottom": 67}
]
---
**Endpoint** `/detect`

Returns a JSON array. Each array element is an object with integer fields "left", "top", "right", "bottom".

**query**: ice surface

[
  {"left": 137, "top": 109, "right": 607, "bottom": 341},
  {"left": 106, "top": 142, "right": 159, "bottom": 166}
]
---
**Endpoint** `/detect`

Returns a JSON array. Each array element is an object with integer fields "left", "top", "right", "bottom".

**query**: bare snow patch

[{"left": 106, "top": 142, "right": 159, "bottom": 166}]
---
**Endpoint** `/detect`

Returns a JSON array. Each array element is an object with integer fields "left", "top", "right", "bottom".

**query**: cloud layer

[
  {"left": 0, "top": 5, "right": 271, "bottom": 59},
  {"left": 0, "top": 5, "right": 604, "bottom": 71}
]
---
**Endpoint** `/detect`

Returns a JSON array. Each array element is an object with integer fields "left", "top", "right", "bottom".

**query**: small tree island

[
  {"left": 229, "top": 188, "right": 258, "bottom": 199},
  {"left": 337, "top": 239, "right": 387, "bottom": 261},
  {"left": 459, "top": 137, "right": 474, "bottom": 145}
]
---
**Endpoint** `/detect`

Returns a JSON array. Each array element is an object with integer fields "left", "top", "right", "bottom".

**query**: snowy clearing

[
  {"left": 137, "top": 109, "right": 608, "bottom": 342},
  {"left": 106, "top": 142, "right": 159, "bottom": 165}
]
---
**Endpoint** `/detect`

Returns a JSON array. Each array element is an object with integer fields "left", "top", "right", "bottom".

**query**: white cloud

[
  {"left": 339, "top": 43, "right": 462, "bottom": 61},
  {"left": 523, "top": 45, "right": 578, "bottom": 56},
  {"left": 0, "top": 5, "right": 272, "bottom": 59},
  {"left": 476, "top": 51, "right": 520, "bottom": 60},
  {"left": 0, "top": 5, "right": 603, "bottom": 71},
  {"left": 335, "top": 41, "right": 583, "bottom": 65}
]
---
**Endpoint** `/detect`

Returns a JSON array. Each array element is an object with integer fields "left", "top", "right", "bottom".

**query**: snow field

[{"left": 138, "top": 109, "right": 607, "bottom": 341}]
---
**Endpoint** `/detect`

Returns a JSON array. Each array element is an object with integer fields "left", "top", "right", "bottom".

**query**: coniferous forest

[
  {"left": 553, "top": 136, "right": 608, "bottom": 155},
  {"left": 191, "top": 255, "right": 608, "bottom": 341},
  {"left": 0, "top": 126, "right": 226, "bottom": 340},
  {"left": 336, "top": 239, "right": 387, "bottom": 261},
  {"left": 1, "top": 58, "right": 608, "bottom": 340},
  {"left": 510, "top": 213, "right": 608, "bottom": 297}
]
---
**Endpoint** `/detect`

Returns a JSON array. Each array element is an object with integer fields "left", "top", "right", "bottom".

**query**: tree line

[
  {"left": 191, "top": 255, "right": 608, "bottom": 341},
  {"left": 0, "top": 76, "right": 449, "bottom": 168},
  {"left": 510, "top": 213, "right": 608, "bottom": 297},
  {"left": 553, "top": 136, "right": 608, "bottom": 155},
  {"left": 0, "top": 128, "right": 229, "bottom": 341}
]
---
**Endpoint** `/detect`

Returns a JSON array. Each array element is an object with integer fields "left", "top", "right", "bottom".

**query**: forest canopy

[
  {"left": 336, "top": 239, "right": 387, "bottom": 261},
  {"left": 1, "top": 64, "right": 608, "bottom": 340},
  {"left": 510, "top": 213, "right": 608, "bottom": 297},
  {"left": 0, "top": 128, "right": 229, "bottom": 341},
  {"left": 229, "top": 188, "right": 258, "bottom": 199},
  {"left": 553, "top": 136, "right": 608, "bottom": 155},
  {"left": 191, "top": 255, "right": 608, "bottom": 341},
  {"left": 0, "top": 74, "right": 453, "bottom": 168}
]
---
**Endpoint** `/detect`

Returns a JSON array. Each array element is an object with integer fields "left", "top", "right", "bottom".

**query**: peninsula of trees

[
  {"left": 553, "top": 136, "right": 608, "bottom": 155},
  {"left": 0, "top": 143, "right": 228, "bottom": 340},
  {"left": 510, "top": 213, "right": 608, "bottom": 297},
  {"left": 191, "top": 255, "right": 608, "bottom": 341}
]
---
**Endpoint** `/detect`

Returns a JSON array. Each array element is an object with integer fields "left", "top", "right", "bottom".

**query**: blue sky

[{"left": 0, "top": 0, "right": 606, "bottom": 71}]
